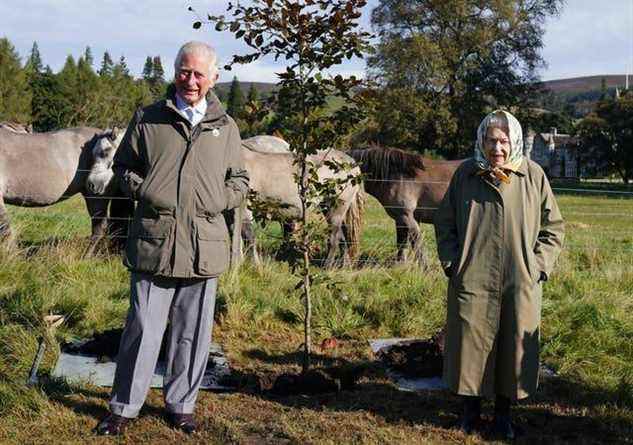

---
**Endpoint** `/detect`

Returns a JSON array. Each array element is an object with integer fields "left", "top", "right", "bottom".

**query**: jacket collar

[{"left": 466, "top": 157, "right": 528, "bottom": 177}]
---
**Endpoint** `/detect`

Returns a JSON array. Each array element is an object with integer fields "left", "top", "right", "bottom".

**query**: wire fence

[{"left": 7, "top": 180, "right": 633, "bottom": 266}]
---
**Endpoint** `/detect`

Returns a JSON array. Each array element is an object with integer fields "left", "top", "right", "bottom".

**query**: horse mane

[{"left": 348, "top": 144, "right": 425, "bottom": 180}]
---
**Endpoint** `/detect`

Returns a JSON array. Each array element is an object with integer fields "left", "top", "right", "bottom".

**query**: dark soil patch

[
  {"left": 62, "top": 328, "right": 168, "bottom": 362},
  {"left": 377, "top": 336, "right": 443, "bottom": 378},
  {"left": 226, "top": 364, "right": 368, "bottom": 396}
]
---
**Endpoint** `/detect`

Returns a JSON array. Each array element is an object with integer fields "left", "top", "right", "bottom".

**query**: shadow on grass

[
  {"left": 240, "top": 349, "right": 633, "bottom": 443},
  {"left": 40, "top": 375, "right": 164, "bottom": 422}
]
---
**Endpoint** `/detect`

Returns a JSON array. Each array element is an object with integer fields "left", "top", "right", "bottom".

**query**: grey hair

[
  {"left": 174, "top": 41, "right": 219, "bottom": 78},
  {"left": 486, "top": 111, "right": 509, "bottom": 132}
]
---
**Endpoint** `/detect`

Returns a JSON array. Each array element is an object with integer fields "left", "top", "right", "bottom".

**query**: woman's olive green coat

[{"left": 434, "top": 158, "right": 564, "bottom": 400}]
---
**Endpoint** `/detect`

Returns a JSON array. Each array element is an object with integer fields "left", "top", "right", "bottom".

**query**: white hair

[
  {"left": 486, "top": 111, "right": 509, "bottom": 132},
  {"left": 174, "top": 41, "right": 218, "bottom": 78}
]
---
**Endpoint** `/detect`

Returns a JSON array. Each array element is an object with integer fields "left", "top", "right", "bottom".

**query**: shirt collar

[{"left": 175, "top": 94, "right": 208, "bottom": 117}]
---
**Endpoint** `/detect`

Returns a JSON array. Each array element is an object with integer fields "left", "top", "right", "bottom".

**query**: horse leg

[
  {"left": 324, "top": 216, "right": 345, "bottom": 269},
  {"left": 405, "top": 216, "right": 427, "bottom": 267},
  {"left": 83, "top": 194, "right": 109, "bottom": 253},
  {"left": 108, "top": 196, "right": 134, "bottom": 250},
  {"left": 0, "top": 195, "right": 11, "bottom": 240},
  {"left": 394, "top": 214, "right": 410, "bottom": 262},
  {"left": 241, "top": 208, "right": 260, "bottom": 265}
]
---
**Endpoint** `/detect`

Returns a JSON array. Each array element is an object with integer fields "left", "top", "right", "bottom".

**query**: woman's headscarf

[{"left": 474, "top": 110, "right": 524, "bottom": 184}]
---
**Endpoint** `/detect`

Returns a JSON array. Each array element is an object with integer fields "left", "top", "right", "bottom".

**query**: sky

[{"left": 1, "top": 0, "right": 632, "bottom": 84}]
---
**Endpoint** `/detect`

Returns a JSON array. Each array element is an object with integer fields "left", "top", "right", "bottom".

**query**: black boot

[
  {"left": 458, "top": 396, "right": 481, "bottom": 434},
  {"left": 493, "top": 395, "right": 515, "bottom": 440}
]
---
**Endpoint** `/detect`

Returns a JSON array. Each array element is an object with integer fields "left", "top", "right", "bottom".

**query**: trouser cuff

[{"left": 109, "top": 402, "right": 141, "bottom": 419}]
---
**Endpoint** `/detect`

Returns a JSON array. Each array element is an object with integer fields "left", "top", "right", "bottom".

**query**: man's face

[
  {"left": 174, "top": 53, "right": 217, "bottom": 106},
  {"left": 484, "top": 126, "right": 510, "bottom": 168}
]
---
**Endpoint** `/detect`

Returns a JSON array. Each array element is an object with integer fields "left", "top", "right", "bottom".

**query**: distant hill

[
  {"left": 540, "top": 75, "right": 630, "bottom": 94},
  {"left": 537, "top": 75, "right": 630, "bottom": 117},
  {"left": 214, "top": 81, "right": 277, "bottom": 99}
]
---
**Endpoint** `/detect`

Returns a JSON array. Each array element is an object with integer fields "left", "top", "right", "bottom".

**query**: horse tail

[{"left": 345, "top": 187, "right": 364, "bottom": 261}]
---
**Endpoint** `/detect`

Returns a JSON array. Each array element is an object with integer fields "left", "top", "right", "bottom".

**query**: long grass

[{"left": 0, "top": 192, "right": 632, "bottom": 443}]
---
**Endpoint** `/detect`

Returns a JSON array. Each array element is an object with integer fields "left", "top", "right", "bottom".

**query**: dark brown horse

[{"left": 349, "top": 145, "right": 463, "bottom": 264}]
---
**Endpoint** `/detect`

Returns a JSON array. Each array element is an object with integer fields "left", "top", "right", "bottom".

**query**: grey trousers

[{"left": 109, "top": 273, "right": 217, "bottom": 418}]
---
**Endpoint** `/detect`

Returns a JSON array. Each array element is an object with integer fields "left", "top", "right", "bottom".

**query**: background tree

[
  {"left": 241, "top": 82, "right": 268, "bottom": 137},
  {"left": 142, "top": 56, "right": 154, "bottom": 82},
  {"left": 368, "top": 0, "right": 564, "bottom": 158},
  {"left": 30, "top": 68, "right": 65, "bottom": 131},
  {"left": 150, "top": 55, "right": 166, "bottom": 98},
  {"left": 116, "top": 55, "right": 130, "bottom": 77},
  {"left": 0, "top": 38, "right": 32, "bottom": 123},
  {"left": 206, "top": 0, "right": 369, "bottom": 372},
  {"left": 247, "top": 83, "right": 259, "bottom": 104},
  {"left": 24, "top": 41, "right": 43, "bottom": 74},
  {"left": 576, "top": 90, "right": 633, "bottom": 183},
  {"left": 98, "top": 51, "right": 114, "bottom": 77},
  {"left": 83, "top": 46, "right": 94, "bottom": 68},
  {"left": 151, "top": 56, "right": 165, "bottom": 84},
  {"left": 226, "top": 76, "right": 245, "bottom": 119}
]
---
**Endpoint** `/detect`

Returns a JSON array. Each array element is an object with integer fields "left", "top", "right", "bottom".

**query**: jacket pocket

[
  {"left": 195, "top": 215, "right": 230, "bottom": 276},
  {"left": 527, "top": 250, "right": 541, "bottom": 283},
  {"left": 124, "top": 217, "right": 172, "bottom": 274}
]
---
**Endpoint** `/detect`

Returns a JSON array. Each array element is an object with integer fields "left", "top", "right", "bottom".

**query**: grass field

[{"left": 0, "top": 188, "right": 632, "bottom": 444}]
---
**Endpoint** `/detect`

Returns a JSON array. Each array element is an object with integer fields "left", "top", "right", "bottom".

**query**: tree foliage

[
  {"left": 576, "top": 91, "right": 633, "bottom": 183},
  {"left": 0, "top": 38, "right": 32, "bottom": 123},
  {"left": 99, "top": 51, "right": 114, "bottom": 77},
  {"left": 25, "top": 41, "right": 43, "bottom": 74},
  {"left": 206, "top": 0, "right": 370, "bottom": 372},
  {"left": 226, "top": 76, "right": 245, "bottom": 119},
  {"left": 368, "top": 0, "right": 564, "bottom": 157},
  {"left": 0, "top": 37, "right": 154, "bottom": 131}
]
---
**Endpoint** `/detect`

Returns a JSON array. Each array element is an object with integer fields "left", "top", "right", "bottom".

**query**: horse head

[{"left": 86, "top": 128, "right": 123, "bottom": 195}]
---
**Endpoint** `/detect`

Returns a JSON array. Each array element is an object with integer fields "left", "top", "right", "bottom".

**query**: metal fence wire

[{"left": 7, "top": 180, "right": 633, "bottom": 264}]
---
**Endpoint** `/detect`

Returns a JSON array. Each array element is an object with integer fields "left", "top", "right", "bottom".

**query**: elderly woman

[{"left": 434, "top": 110, "right": 564, "bottom": 439}]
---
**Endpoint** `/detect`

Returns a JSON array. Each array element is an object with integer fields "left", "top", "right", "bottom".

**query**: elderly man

[
  {"left": 96, "top": 41, "right": 249, "bottom": 436},
  {"left": 434, "top": 110, "right": 564, "bottom": 439}
]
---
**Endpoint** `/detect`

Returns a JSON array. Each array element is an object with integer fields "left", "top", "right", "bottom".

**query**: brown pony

[{"left": 349, "top": 145, "right": 463, "bottom": 264}]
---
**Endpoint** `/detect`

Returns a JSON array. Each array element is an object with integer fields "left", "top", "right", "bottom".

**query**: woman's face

[{"left": 484, "top": 126, "right": 510, "bottom": 168}]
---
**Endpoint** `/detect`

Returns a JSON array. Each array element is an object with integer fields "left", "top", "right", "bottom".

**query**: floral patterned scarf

[{"left": 474, "top": 110, "right": 524, "bottom": 184}]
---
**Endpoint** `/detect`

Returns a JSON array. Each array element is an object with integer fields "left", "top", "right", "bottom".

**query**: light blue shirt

[{"left": 175, "top": 94, "right": 207, "bottom": 127}]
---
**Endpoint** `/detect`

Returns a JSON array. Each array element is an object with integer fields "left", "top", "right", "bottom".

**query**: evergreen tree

[
  {"left": 55, "top": 55, "right": 80, "bottom": 127},
  {"left": 151, "top": 56, "right": 165, "bottom": 84},
  {"left": 142, "top": 56, "right": 153, "bottom": 81},
  {"left": 84, "top": 46, "right": 94, "bottom": 69},
  {"left": 115, "top": 55, "right": 130, "bottom": 77},
  {"left": 226, "top": 76, "right": 245, "bottom": 118},
  {"left": 99, "top": 51, "right": 114, "bottom": 77},
  {"left": 247, "top": 83, "right": 259, "bottom": 104},
  {"left": 30, "top": 70, "right": 64, "bottom": 131},
  {"left": 0, "top": 38, "right": 31, "bottom": 123},
  {"left": 25, "top": 41, "right": 43, "bottom": 74}
]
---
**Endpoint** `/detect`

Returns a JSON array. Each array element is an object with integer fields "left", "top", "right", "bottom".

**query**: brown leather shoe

[
  {"left": 169, "top": 413, "right": 198, "bottom": 434},
  {"left": 95, "top": 413, "right": 130, "bottom": 436}
]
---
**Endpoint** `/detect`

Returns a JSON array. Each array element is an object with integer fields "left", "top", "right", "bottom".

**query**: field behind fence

[{"left": 0, "top": 183, "right": 632, "bottom": 443}]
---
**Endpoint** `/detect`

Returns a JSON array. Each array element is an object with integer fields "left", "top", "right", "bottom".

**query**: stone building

[{"left": 524, "top": 128, "right": 579, "bottom": 178}]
